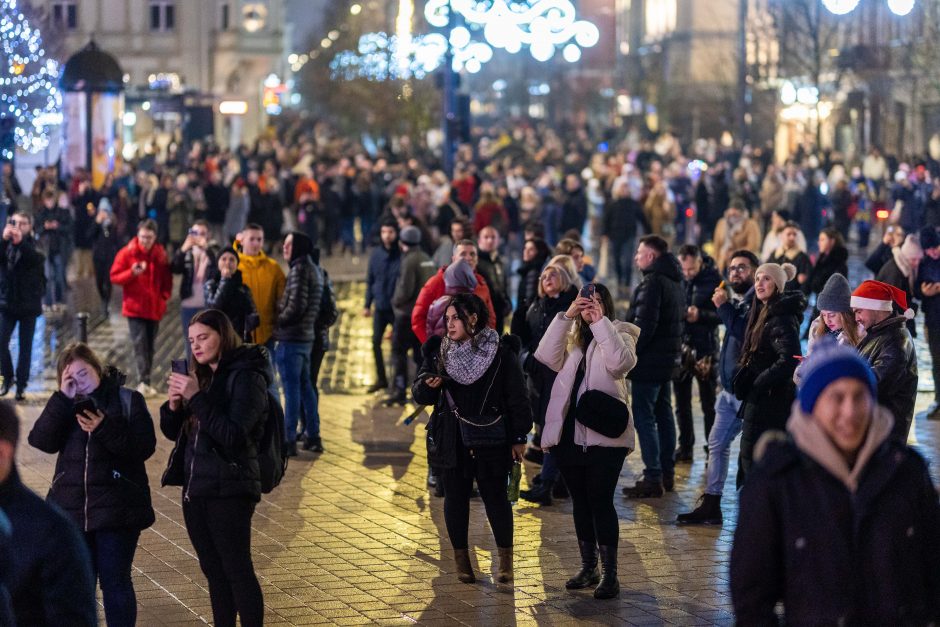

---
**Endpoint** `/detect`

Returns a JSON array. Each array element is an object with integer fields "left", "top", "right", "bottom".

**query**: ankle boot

[
  {"left": 593, "top": 545, "right": 620, "bottom": 599},
  {"left": 565, "top": 540, "right": 600, "bottom": 589},
  {"left": 519, "top": 481, "right": 553, "bottom": 506},
  {"left": 453, "top": 549, "right": 475, "bottom": 583},
  {"left": 496, "top": 547, "right": 513, "bottom": 584},
  {"left": 676, "top": 494, "right": 722, "bottom": 525}
]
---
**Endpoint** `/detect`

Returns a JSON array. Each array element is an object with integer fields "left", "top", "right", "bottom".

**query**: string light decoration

[
  {"left": 0, "top": 0, "right": 61, "bottom": 156},
  {"left": 330, "top": 31, "right": 494, "bottom": 80}
]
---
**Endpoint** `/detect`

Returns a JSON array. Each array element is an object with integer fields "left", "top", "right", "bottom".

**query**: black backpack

[
  {"left": 317, "top": 268, "right": 338, "bottom": 329},
  {"left": 227, "top": 376, "right": 287, "bottom": 494}
]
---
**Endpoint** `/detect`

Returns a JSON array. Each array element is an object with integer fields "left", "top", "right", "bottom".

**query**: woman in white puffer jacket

[{"left": 534, "top": 282, "right": 640, "bottom": 600}]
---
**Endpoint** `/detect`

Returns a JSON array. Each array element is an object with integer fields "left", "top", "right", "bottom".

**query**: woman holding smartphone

[
  {"left": 28, "top": 342, "right": 156, "bottom": 627},
  {"left": 535, "top": 283, "right": 640, "bottom": 599},
  {"left": 161, "top": 309, "right": 272, "bottom": 627},
  {"left": 412, "top": 293, "right": 532, "bottom": 586}
]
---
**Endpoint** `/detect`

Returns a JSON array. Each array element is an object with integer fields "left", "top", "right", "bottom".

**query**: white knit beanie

[{"left": 756, "top": 262, "right": 797, "bottom": 293}]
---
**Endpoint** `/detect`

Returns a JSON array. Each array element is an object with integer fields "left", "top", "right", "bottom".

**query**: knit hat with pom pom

[{"left": 755, "top": 262, "right": 797, "bottom": 293}]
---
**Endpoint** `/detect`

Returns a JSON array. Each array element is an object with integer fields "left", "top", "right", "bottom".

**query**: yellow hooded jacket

[{"left": 238, "top": 251, "right": 286, "bottom": 345}]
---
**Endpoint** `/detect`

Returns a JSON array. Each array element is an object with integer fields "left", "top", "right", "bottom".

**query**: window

[
  {"left": 221, "top": 3, "right": 230, "bottom": 30},
  {"left": 644, "top": 0, "right": 677, "bottom": 42},
  {"left": 51, "top": 1, "right": 78, "bottom": 30},
  {"left": 149, "top": 1, "right": 175, "bottom": 32}
]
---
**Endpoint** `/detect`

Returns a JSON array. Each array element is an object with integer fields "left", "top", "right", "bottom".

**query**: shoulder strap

[{"left": 119, "top": 387, "right": 133, "bottom": 421}]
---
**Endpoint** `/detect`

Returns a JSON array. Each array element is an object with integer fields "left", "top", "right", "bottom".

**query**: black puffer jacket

[
  {"left": 273, "top": 256, "right": 323, "bottom": 343},
  {"left": 731, "top": 437, "right": 940, "bottom": 626},
  {"left": 626, "top": 253, "right": 685, "bottom": 382},
  {"left": 733, "top": 291, "right": 805, "bottom": 427},
  {"left": 413, "top": 335, "right": 532, "bottom": 476},
  {"left": 160, "top": 344, "right": 272, "bottom": 502},
  {"left": 204, "top": 270, "right": 259, "bottom": 342},
  {"left": 170, "top": 245, "right": 219, "bottom": 301},
  {"left": 682, "top": 255, "right": 722, "bottom": 356},
  {"left": 28, "top": 368, "right": 156, "bottom": 532},
  {"left": 805, "top": 245, "right": 849, "bottom": 297},
  {"left": 0, "top": 237, "right": 44, "bottom": 318},
  {"left": 857, "top": 316, "right": 918, "bottom": 441}
]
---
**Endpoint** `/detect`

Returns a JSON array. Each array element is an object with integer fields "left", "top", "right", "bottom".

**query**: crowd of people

[{"left": 0, "top": 118, "right": 939, "bottom": 624}]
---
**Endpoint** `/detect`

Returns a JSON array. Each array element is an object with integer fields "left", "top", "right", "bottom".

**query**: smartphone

[
  {"left": 6, "top": 218, "right": 14, "bottom": 226},
  {"left": 171, "top": 359, "right": 189, "bottom": 375},
  {"left": 579, "top": 283, "right": 596, "bottom": 299},
  {"left": 73, "top": 396, "right": 97, "bottom": 416}
]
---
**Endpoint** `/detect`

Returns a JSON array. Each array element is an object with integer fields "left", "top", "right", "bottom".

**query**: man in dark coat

[
  {"left": 674, "top": 245, "right": 722, "bottom": 462},
  {"left": 602, "top": 180, "right": 649, "bottom": 289},
  {"left": 362, "top": 220, "right": 401, "bottom": 393},
  {"left": 731, "top": 342, "right": 940, "bottom": 625},
  {"left": 622, "top": 235, "right": 684, "bottom": 497},
  {"left": 0, "top": 211, "right": 45, "bottom": 400},
  {"left": 915, "top": 226, "right": 940, "bottom": 420},
  {"left": 559, "top": 174, "right": 588, "bottom": 236},
  {"left": 851, "top": 280, "right": 919, "bottom": 441},
  {"left": 0, "top": 401, "right": 97, "bottom": 626},
  {"left": 476, "top": 226, "right": 511, "bottom": 335}
]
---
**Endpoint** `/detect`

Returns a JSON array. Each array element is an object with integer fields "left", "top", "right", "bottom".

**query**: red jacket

[
  {"left": 411, "top": 265, "right": 496, "bottom": 343},
  {"left": 110, "top": 237, "right": 172, "bottom": 321},
  {"left": 472, "top": 201, "right": 509, "bottom": 234}
]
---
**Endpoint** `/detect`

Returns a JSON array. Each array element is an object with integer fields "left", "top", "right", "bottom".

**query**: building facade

[{"left": 33, "top": 0, "right": 287, "bottom": 151}]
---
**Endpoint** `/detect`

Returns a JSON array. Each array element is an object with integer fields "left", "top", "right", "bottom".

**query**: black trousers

[
  {"left": 371, "top": 308, "right": 395, "bottom": 385},
  {"left": 559, "top": 463, "right": 621, "bottom": 547},
  {"left": 441, "top": 470, "right": 513, "bottom": 550},
  {"left": 928, "top": 325, "right": 940, "bottom": 403},
  {"left": 182, "top": 497, "right": 263, "bottom": 627},
  {"left": 0, "top": 313, "right": 36, "bottom": 390},
  {"left": 127, "top": 317, "right": 158, "bottom": 385},
  {"left": 391, "top": 313, "right": 422, "bottom": 392},
  {"left": 674, "top": 366, "right": 718, "bottom": 450}
]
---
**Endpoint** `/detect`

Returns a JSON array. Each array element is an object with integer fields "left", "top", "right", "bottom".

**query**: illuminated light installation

[
  {"left": 0, "top": 0, "right": 62, "bottom": 155},
  {"left": 821, "top": 0, "right": 860, "bottom": 15},
  {"left": 395, "top": 0, "right": 414, "bottom": 76},
  {"left": 330, "top": 32, "right": 493, "bottom": 80},
  {"left": 424, "top": 0, "right": 599, "bottom": 62}
]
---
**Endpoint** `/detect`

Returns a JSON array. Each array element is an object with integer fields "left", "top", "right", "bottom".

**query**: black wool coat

[
  {"left": 626, "top": 253, "right": 685, "bottom": 382},
  {"left": 0, "top": 238, "right": 44, "bottom": 318},
  {"left": 731, "top": 438, "right": 940, "bottom": 626},
  {"left": 805, "top": 245, "right": 849, "bottom": 297},
  {"left": 682, "top": 255, "right": 722, "bottom": 356},
  {"left": 28, "top": 368, "right": 156, "bottom": 532},
  {"left": 413, "top": 335, "right": 532, "bottom": 477}
]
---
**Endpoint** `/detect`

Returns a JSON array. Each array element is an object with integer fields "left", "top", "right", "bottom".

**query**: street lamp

[
  {"left": 823, "top": 0, "right": 916, "bottom": 15},
  {"left": 886, "top": 0, "right": 915, "bottom": 15}
]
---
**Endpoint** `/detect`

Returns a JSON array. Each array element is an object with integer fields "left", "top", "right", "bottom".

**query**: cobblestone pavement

[{"left": 9, "top": 249, "right": 940, "bottom": 625}]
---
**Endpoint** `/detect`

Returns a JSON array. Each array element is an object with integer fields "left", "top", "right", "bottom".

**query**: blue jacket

[
  {"left": 365, "top": 244, "right": 401, "bottom": 312},
  {"left": 915, "top": 255, "right": 940, "bottom": 327},
  {"left": 717, "top": 287, "right": 754, "bottom": 390}
]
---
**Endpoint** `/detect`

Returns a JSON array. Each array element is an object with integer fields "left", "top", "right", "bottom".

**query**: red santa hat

[{"left": 850, "top": 279, "right": 915, "bottom": 319}]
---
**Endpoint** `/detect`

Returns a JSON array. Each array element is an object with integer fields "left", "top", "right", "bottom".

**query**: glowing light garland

[
  {"left": 330, "top": 32, "right": 494, "bottom": 80},
  {"left": 0, "top": 0, "right": 61, "bottom": 155}
]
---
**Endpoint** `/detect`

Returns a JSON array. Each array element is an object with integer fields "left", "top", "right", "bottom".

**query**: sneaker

[
  {"left": 137, "top": 383, "right": 158, "bottom": 398},
  {"left": 622, "top": 478, "right": 664, "bottom": 498}
]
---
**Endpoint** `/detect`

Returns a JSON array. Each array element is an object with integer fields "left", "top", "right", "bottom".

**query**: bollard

[{"left": 76, "top": 312, "right": 90, "bottom": 344}]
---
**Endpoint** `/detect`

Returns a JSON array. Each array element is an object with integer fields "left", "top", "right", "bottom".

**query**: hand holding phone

[
  {"left": 73, "top": 396, "right": 97, "bottom": 417},
  {"left": 579, "top": 283, "right": 596, "bottom": 299}
]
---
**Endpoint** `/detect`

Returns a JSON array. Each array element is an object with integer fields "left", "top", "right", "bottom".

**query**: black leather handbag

[{"left": 443, "top": 358, "right": 507, "bottom": 449}]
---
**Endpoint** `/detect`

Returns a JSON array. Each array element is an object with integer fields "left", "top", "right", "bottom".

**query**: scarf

[
  {"left": 440, "top": 327, "right": 499, "bottom": 385},
  {"left": 786, "top": 404, "right": 893, "bottom": 493},
  {"left": 192, "top": 246, "right": 210, "bottom": 284}
]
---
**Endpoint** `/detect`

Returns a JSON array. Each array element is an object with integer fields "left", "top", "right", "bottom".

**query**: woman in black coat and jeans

[
  {"left": 732, "top": 262, "right": 805, "bottom": 485},
  {"left": 29, "top": 342, "right": 156, "bottom": 627},
  {"left": 161, "top": 309, "right": 271, "bottom": 627},
  {"left": 413, "top": 293, "right": 532, "bottom": 586}
]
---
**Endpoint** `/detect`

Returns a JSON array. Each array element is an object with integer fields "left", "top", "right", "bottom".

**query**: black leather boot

[
  {"left": 565, "top": 541, "right": 600, "bottom": 589},
  {"left": 519, "top": 481, "right": 553, "bottom": 506},
  {"left": 593, "top": 545, "right": 620, "bottom": 599},
  {"left": 676, "top": 494, "right": 722, "bottom": 525},
  {"left": 622, "top": 477, "right": 664, "bottom": 498}
]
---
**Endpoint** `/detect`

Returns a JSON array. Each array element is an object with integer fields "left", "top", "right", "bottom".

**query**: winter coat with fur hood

[{"left": 535, "top": 312, "right": 640, "bottom": 451}]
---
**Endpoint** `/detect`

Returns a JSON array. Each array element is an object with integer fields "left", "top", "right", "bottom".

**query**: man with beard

[{"left": 677, "top": 250, "right": 758, "bottom": 524}]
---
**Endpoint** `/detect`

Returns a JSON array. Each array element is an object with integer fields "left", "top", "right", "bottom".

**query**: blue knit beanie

[{"left": 798, "top": 338, "right": 877, "bottom": 413}]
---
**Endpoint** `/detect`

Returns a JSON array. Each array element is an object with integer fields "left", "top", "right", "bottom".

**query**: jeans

[
  {"left": 371, "top": 308, "right": 395, "bottom": 385},
  {"left": 631, "top": 380, "right": 676, "bottom": 482},
  {"left": 674, "top": 365, "right": 718, "bottom": 450},
  {"left": 609, "top": 236, "right": 636, "bottom": 287},
  {"left": 182, "top": 497, "right": 263, "bottom": 627},
  {"left": 704, "top": 390, "right": 743, "bottom": 496},
  {"left": 541, "top": 449, "right": 561, "bottom": 484},
  {"left": 180, "top": 307, "right": 200, "bottom": 359},
  {"left": 441, "top": 470, "right": 513, "bottom": 549},
  {"left": 127, "top": 317, "right": 158, "bottom": 385},
  {"left": 84, "top": 528, "right": 140, "bottom": 627},
  {"left": 391, "top": 313, "right": 422, "bottom": 392},
  {"left": 559, "top": 463, "right": 622, "bottom": 547},
  {"left": 0, "top": 313, "right": 37, "bottom": 390},
  {"left": 44, "top": 252, "right": 67, "bottom": 306},
  {"left": 276, "top": 341, "right": 319, "bottom": 440}
]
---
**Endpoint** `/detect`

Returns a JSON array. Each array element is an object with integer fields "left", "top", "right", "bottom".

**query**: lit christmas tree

[{"left": 0, "top": 0, "right": 61, "bottom": 156}]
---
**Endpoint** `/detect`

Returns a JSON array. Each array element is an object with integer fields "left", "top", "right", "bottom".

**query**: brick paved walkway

[{"left": 9, "top": 250, "right": 940, "bottom": 625}]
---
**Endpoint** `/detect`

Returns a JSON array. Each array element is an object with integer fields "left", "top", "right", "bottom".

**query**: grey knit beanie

[{"left": 816, "top": 273, "right": 852, "bottom": 314}]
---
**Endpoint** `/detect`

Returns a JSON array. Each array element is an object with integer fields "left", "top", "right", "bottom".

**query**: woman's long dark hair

[
  {"left": 574, "top": 283, "right": 615, "bottom": 351},
  {"left": 445, "top": 292, "right": 490, "bottom": 341},
  {"left": 740, "top": 288, "right": 779, "bottom": 366},
  {"left": 188, "top": 309, "right": 242, "bottom": 389}
]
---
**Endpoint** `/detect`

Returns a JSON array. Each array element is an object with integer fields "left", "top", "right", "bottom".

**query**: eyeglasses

[
  {"left": 541, "top": 271, "right": 559, "bottom": 282},
  {"left": 728, "top": 264, "right": 750, "bottom": 274}
]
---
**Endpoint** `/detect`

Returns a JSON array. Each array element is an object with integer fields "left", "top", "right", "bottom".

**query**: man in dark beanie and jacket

[
  {"left": 362, "top": 220, "right": 401, "bottom": 393},
  {"left": 0, "top": 401, "right": 97, "bottom": 625},
  {"left": 852, "top": 279, "right": 918, "bottom": 441},
  {"left": 915, "top": 225, "right": 940, "bottom": 420}
]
